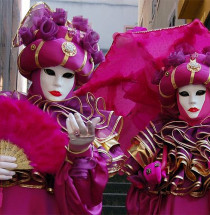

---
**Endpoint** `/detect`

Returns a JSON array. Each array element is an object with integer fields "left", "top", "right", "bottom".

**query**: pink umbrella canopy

[{"left": 76, "top": 20, "right": 210, "bottom": 152}]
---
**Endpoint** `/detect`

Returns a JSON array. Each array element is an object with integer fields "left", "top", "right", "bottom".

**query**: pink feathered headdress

[{"left": 13, "top": 2, "right": 104, "bottom": 86}]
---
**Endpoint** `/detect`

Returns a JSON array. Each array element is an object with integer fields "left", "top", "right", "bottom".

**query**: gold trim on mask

[
  {"left": 75, "top": 50, "right": 87, "bottom": 72},
  {"left": 187, "top": 57, "right": 201, "bottom": 84},
  {"left": 204, "top": 67, "right": 210, "bottom": 85},
  {"left": 171, "top": 67, "right": 178, "bottom": 89},
  {"left": 60, "top": 54, "right": 69, "bottom": 66},
  {"left": 18, "top": 49, "right": 31, "bottom": 76},
  {"left": 35, "top": 40, "right": 45, "bottom": 68},
  {"left": 80, "top": 60, "right": 94, "bottom": 77},
  {"left": 159, "top": 81, "right": 174, "bottom": 98},
  {"left": 189, "top": 71, "right": 195, "bottom": 84}
]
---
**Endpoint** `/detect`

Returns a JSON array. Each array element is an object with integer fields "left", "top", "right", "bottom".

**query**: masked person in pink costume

[
  {"left": 77, "top": 20, "right": 210, "bottom": 214},
  {"left": 0, "top": 2, "right": 125, "bottom": 215},
  {"left": 123, "top": 49, "right": 210, "bottom": 215}
]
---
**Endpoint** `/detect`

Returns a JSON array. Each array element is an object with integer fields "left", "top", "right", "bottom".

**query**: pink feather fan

[{"left": 0, "top": 96, "right": 68, "bottom": 174}]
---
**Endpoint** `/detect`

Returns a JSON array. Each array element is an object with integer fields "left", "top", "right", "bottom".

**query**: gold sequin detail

[
  {"left": 30, "top": 44, "right": 36, "bottom": 51},
  {"left": 35, "top": 40, "right": 45, "bottom": 68},
  {"left": 61, "top": 42, "right": 77, "bottom": 57},
  {"left": 171, "top": 67, "right": 177, "bottom": 89},
  {"left": 75, "top": 50, "right": 88, "bottom": 73}
]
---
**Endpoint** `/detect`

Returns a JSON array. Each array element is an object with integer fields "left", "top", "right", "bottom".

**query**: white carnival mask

[
  {"left": 40, "top": 66, "right": 75, "bottom": 101},
  {"left": 178, "top": 84, "right": 206, "bottom": 119}
]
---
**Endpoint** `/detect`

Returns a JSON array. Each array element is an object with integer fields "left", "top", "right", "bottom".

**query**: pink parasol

[{"left": 76, "top": 20, "right": 210, "bottom": 152}]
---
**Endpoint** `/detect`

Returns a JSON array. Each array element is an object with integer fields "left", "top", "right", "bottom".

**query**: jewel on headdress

[
  {"left": 61, "top": 42, "right": 77, "bottom": 56},
  {"left": 187, "top": 56, "right": 201, "bottom": 72}
]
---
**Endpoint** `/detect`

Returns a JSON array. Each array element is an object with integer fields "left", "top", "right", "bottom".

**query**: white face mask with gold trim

[
  {"left": 40, "top": 66, "right": 75, "bottom": 101},
  {"left": 178, "top": 84, "right": 206, "bottom": 119}
]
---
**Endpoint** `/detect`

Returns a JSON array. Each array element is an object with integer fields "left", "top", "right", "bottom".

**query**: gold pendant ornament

[
  {"left": 61, "top": 42, "right": 77, "bottom": 57},
  {"left": 187, "top": 57, "right": 201, "bottom": 73}
]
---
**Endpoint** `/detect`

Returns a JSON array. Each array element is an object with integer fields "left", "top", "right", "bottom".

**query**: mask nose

[
  {"left": 189, "top": 94, "right": 196, "bottom": 105},
  {"left": 53, "top": 76, "right": 62, "bottom": 87}
]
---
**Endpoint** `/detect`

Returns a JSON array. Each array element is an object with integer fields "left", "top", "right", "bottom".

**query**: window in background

[
  {"left": 169, "top": 10, "right": 176, "bottom": 27},
  {"left": 204, "top": 12, "right": 210, "bottom": 30},
  {"left": 152, "top": 0, "right": 157, "bottom": 20}
]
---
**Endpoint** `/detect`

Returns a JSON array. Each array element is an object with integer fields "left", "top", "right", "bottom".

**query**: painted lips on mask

[
  {"left": 188, "top": 107, "right": 199, "bottom": 112},
  {"left": 49, "top": 91, "right": 62, "bottom": 97}
]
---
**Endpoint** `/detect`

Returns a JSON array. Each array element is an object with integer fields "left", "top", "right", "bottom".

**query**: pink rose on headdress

[
  {"left": 40, "top": 18, "right": 58, "bottom": 41},
  {"left": 203, "top": 46, "right": 210, "bottom": 54},
  {"left": 152, "top": 69, "right": 165, "bottom": 85},
  {"left": 175, "top": 43, "right": 195, "bottom": 55},
  {"left": 203, "top": 46, "right": 210, "bottom": 66},
  {"left": 52, "top": 8, "right": 67, "bottom": 25},
  {"left": 83, "top": 30, "right": 100, "bottom": 54},
  {"left": 72, "top": 16, "right": 89, "bottom": 32},
  {"left": 72, "top": 30, "right": 81, "bottom": 44},
  {"left": 167, "top": 51, "right": 186, "bottom": 67},
  {"left": 19, "top": 27, "right": 35, "bottom": 45},
  {"left": 92, "top": 50, "right": 105, "bottom": 64},
  {"left": 205, "top": 52, "right": 210, "bottom": 66}
]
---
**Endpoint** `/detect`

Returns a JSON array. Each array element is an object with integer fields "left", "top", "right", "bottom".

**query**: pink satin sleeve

[{"left": 54, "top": 147, "right": 108, "bottom": 215}]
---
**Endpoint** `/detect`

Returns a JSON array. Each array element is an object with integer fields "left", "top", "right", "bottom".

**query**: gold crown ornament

[{"left": 187, "top": 55, "right": 201, "bottom": 73}]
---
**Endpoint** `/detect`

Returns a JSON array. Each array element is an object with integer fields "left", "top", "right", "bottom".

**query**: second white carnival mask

[{"left": 178, "top": 84, "right": 206, "bottom": 119}]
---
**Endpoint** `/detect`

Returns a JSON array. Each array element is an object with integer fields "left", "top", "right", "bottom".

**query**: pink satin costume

[
  {"left": 77, "top": 20, "right": 210, "bottom": 214},
  {"left": 0, "top": 3, "right": 126, "bottom": 215}
]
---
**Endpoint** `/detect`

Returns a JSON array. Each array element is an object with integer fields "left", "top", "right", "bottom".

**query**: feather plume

[{"left": 0, "top": 96, "right": 68, "bottom": 174}]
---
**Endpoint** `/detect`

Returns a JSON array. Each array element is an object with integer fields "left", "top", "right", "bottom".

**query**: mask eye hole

[
  {"left": 196, "top": 90, "right": 206, "bottom": 96},
  {"left": 44, "top": 69, "right": 55, "bottom": 76},
  {"left": 63, "top": 72, "right": 75, "bottom": 79},
  {"left": 179, "top": 91, "right": 189, "bottom": 97}
]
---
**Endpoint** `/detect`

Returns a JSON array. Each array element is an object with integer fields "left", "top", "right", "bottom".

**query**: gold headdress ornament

[
  {"left": 187, "top": 53, "right": 201, "bottom": 73},
  {"left": 12, "top": 2, "right": 52, "bottom": 47}
]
